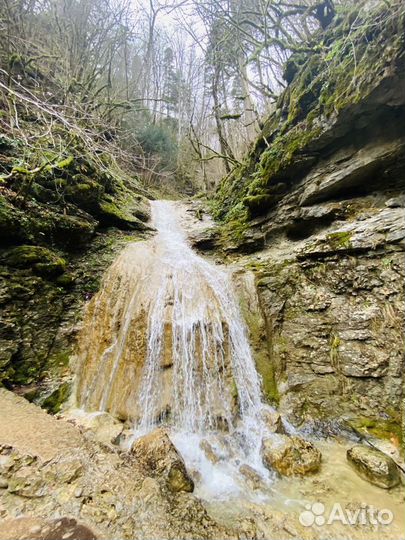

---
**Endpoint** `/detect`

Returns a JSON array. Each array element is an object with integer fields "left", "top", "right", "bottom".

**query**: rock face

[
  {"left": 347, "top": 445, "right": 401, "bottom": 489},
  {"left": 261, "top": 435, "right": 321, "bottom": 476},
  {"left": 0, "top": 126, "right": 151, "bottom": 399},
  {"left": 130, "top": 428, "right": 194, "bottom": 493},
  {"left": 211, "top": 1, "right": 405, "bottom": 442}
]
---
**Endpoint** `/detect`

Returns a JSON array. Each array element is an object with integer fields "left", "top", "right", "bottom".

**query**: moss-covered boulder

[{"left": 3, "top": 246, "right": 66, "bottom": 278}]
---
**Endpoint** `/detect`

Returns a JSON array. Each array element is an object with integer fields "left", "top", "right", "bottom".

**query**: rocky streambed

[{"left": 1, "top": 388, "right": 404, "bottom": 540}]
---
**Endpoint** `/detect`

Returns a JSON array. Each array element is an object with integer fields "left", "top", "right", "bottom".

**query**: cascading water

[{"left": 75, "top": 200, "right": 276, "bottom": 499}]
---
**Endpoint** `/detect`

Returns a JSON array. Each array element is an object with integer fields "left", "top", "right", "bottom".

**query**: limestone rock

[
  {"left": 130, "top": 428, "right": 194, "bottom": 493},
  {"left": 239, "top": 464, "right": 266, "bottom": 490},
  {"left": 346, "top": 445, "right": 400, "bottom": 489},
  {"left": 189, "top": 227, "right": 220, "bottom": 251},
  {"left": 200, "top": 439, "right": 221, "bottom": 464},
  {"left": 299, "top": 139, "right": 405, "bottom": 206},
  {"left": 66, "top": 411, "right": 124, "bottom": 446},
  {"left": 261, "top": 435, "right": 321, "bottom": 476},
  {"left": 262, "top": 409, "right": 285, "bottom": 434}
]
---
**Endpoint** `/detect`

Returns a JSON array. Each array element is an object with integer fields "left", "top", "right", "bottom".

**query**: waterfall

[{"left": 75, "top": 201, "right": 273, "bottom": 498}]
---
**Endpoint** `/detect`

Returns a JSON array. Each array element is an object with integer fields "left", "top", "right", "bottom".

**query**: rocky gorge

[{"left": 1, "top": 0, "right": 405, "bottom": 539}]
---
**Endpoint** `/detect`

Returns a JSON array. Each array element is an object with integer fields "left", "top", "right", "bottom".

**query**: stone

[
  {"left": 346, "top": 445, "right": 400, "bottom": 489},
  {"left": 189, "top": 227, "right": 220, "bottom": 251},
  {"left": 239, "top": 464, "right": 266, "bottom": 490},
  {"left": 130, "top": 428, "right": 194, "bottom": 493},
  {"left": 385, "top": 195, "right": 405, "bottom": 208},
  {"left": 299, "top": 139, "right": 405, "bottom": 206},
  {"left": 66, "top": 411, "right": 124, "bottom": 446},
  {"left": 7, "top": 466, "right": 48, "bottom": 497},
  {"left": 261, "top": 435, "right": 322, "bottom": 476},
  {"left": 262, "top": 409, "right": 285, "bottom": 434},
  {"left": 200, "top": 439, "right": 221, "bottom": 464}
]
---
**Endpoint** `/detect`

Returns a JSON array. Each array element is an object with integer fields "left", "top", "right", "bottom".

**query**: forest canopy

[{"left": 1, "top": 0, "right": 366, "bottom": 192}]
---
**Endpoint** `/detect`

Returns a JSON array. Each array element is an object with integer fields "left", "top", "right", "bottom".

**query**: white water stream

[{"left": 132, "top": 200, "right": 273, "bottom": 499}]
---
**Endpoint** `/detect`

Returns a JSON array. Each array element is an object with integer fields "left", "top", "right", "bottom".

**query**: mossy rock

[
  {"left": 3, "top": 245, "right": 66, "bottom": 278},
  {"left": 243, "top": 194, "right": 274, "bottom": 218},
  {"left": 283, "top": 52, "right": 308, "bottom": 84},
  {"left": 213, "top": 0, "right": 405, "bottom": 225},
  {"left": 98, "top": 200, "right": 147, "bottom": 230},
  {"left": 326, "top": 231, "right": 353, "bottom": 250},
  {"left": 55, "top": 273, "right": 75, "bottom": 287},
  {"left": 41, "top": 382, "right": 71, "bottom": 414},
  {"left": 64, "top": 176, "right": 104, "bottom": 212},
  {"left": 0, "top": 194, "right": 26, "bottom": 244}
]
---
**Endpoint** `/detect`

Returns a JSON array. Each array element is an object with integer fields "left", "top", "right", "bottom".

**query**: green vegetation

[
  {"left": 326, "top": 231, "right": 353, "bottom": 250},
  {"left": 349, "top": 411, "right": 403, "bottom": 446},
  {"left": 42, "top": 382, "right": 71, "bottom": 414}
]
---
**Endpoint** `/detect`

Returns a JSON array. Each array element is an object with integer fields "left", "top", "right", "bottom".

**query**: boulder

[
  {"left": 346, "top": 445, "right": 400, "bottom": 489},
  {"left": 261, "top": 435, "right": 321, "bottom": 476},
  {"left": 130, "top": 428, "right": 194, "bottom": 493}
]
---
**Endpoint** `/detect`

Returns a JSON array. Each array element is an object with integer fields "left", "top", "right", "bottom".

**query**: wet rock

[
  {"left": 239, "top": 464, "right": 266, "bottom": 490},
  {"left": 200, "top": 439, "right": 220, "bottom": 464},
  {"left": 262, "top": 409, "right": 285, "bottom": 434},
  {"left": 130, "top": 428, "right": 194, "bottom": 493},
  {"left": 347, "top": 445, "right": 400, "bottom": 489},
  {"left": 261, "top": 435, "right": 321, "bottom": 476}
]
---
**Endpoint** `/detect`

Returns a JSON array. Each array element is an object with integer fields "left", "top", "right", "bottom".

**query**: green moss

[
  {"left": 52, "top": 155, "right": 74, "bottom": 170},
  {"left": 47, "top": 351, "right": 71, "bottom": 371},
  {"left": 242, "top": 194, "right": 274, "bottom": 218},
  {"left": 349, "top": 411, "right": 402, "bottom": 446},
  {"left": 326, "top": 231, "right": 353, "bottom": 249},
  {"left": 41, "top": 382, "right": 71, "bottom": 414},
  {"left": 99, "top": 200, "right": 136, "bottom": 227},
  {"left": 55, "top": 273, "right": 75, "bottom": 287},
  {"left": 3, "top": 245, "right": 67, "bottom": 278}
]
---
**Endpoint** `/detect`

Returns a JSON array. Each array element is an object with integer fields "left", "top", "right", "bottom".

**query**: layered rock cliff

[{"left": 210, "top": 0, "right": 405, "bottom": 445}]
